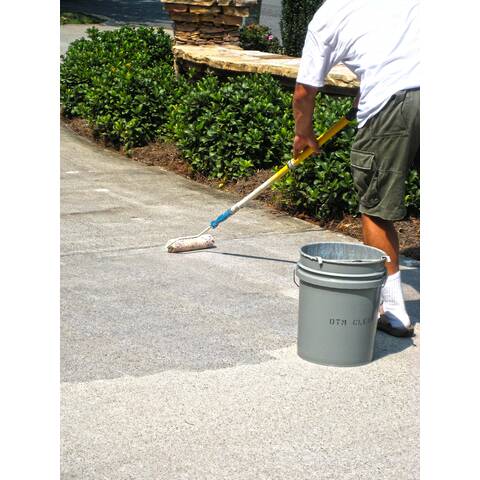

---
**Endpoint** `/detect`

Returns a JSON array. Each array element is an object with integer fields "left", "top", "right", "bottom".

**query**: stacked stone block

[{"left": 161, "top": 0, "right": 258, "bottom": 45}]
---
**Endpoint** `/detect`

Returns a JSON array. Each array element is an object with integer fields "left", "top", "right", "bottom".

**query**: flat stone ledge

[{"left": 173, "top": 44, "right": 359, "bottom": 95}]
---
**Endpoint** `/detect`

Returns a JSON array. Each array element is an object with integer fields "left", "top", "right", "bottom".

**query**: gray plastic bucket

[{"left": 295, "top": 242, "right": 388, "bottom": 367}]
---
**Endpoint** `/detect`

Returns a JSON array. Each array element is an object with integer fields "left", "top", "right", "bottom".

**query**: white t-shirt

[{"left": 296, "top": 0, "right": 420, "bottom": 127}]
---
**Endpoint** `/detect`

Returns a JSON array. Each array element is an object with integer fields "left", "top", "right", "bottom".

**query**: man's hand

[{"left": 293, "top": 133, "right": 319, "bottom": 159}]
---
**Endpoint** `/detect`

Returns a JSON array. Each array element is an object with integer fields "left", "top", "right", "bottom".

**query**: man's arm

[{"left": 292, "top": 83, "right": 320, "bottom": 158}]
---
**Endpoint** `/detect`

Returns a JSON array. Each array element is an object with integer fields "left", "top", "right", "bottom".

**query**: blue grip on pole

[{"left": 210, "top": 209, "right": 233, "bottom": 229}]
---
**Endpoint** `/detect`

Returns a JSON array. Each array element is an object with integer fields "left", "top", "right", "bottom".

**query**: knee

[{"left": 362, "top": 213, "right": 393, "bottom": 228}]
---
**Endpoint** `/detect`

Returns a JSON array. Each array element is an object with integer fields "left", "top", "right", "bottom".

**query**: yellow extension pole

[{"left": 227, "top": 112, "right": 355, "bottom": 215}]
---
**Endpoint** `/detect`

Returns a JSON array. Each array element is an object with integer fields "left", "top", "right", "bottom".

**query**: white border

[{"left": 1, "top": 2, "right": 60, "bottom": 479}]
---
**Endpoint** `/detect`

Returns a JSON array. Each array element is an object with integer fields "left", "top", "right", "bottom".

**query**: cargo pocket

[{"left": 350, "top": 149, "right": 380, "bottom": 208}]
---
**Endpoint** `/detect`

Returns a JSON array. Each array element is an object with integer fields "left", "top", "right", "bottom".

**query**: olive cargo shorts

[{"left": 350, "top": 88, "right": 420, "bottom": 221}]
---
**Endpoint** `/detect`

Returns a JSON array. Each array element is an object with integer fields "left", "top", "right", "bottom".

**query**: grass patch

[{"left": 60, "top": 11, "right": 103, "bottom": 25}]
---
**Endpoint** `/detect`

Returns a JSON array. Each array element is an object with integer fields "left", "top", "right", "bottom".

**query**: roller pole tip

[{"left": 166, "top": 234, "right": 215, "bottom": 253}]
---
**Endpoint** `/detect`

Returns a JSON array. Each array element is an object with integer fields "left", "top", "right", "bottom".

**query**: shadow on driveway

[{"left": 374, "top": 329, "right": 416, "bottom": 361}]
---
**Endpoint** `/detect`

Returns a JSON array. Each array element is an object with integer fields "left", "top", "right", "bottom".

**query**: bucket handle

[
  {"left": 302, "top": 253, "right": 391, "bottom": 265},
  {"left": 293, "top": 267, "right": 300, "bottom": 287},
  {"left": 301, "top": 253, "right": 324, "bottom": 265}
]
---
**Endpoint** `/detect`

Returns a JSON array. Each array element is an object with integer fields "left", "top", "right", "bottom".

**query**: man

[{"left": 293, "top": 0, "right": 419, "bottom": 337}]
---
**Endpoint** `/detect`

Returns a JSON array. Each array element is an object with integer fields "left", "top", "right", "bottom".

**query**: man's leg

[
  {"left": 350, "top": 89, "right": 419, "bottom": 337},
  {"left": 361, "top": 214, "right": 399, "bottom": 275},
  {"left": 362, "top": 213, "right": 412, "bottom": 334}
]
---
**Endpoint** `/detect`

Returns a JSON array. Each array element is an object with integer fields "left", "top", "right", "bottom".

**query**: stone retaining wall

[
  {"left": 173, "top": 44, "right": 359, "bottom": 95},
  {"left": 160, "top": 0, "right": 258, "bottom": 46}
]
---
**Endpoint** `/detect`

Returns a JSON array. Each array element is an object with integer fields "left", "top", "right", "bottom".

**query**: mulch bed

[{"left": 63, "top": 117, "right": 420, "bottom": 260}]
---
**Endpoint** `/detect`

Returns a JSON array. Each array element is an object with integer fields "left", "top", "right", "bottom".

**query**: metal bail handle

[
  {"left": 293, "top": 267, "right": 300, "bottom": 287},
  {"left": 303, "top": 253, "right": 390, "bottom": 265},
  {"left": 302, "top": 253, "right": 323, "bottom": 265}
]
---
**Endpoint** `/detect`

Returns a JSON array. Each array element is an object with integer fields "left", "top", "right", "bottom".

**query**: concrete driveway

[{"left": 60, "top": 123, "right": 420, "bottom": 479}]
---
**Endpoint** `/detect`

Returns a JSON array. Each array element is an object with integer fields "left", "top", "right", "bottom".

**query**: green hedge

[
  {"left": 60, "top": 26, "right": 178, "bottom": 149},
  {"left": 60, "top": 26, "right": 420, "bottom": 220},
  {"left": 281, "top": 0, "right": 325, "bottom": 57},
  {"left": 167, "top": 74, "right": 293, "bottom": 180}
]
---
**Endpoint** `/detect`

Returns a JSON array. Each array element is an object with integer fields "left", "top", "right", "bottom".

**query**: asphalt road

[
  {"left": 60, "top": 123, "right": 420, "bottom": 479},
  {"left": 60, "top": 0, "right": 171, "bottom": 25},
  {"left": 60, "top": 0, "right": 283, "bottom": 38},
  {"left": 259, "top": 0, "right": 282, "bottom": 39}
]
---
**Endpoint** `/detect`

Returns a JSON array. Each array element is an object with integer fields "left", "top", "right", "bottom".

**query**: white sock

[{"left": 380, "top": 271, "right": 411, "bottom": 328}]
